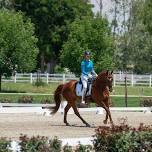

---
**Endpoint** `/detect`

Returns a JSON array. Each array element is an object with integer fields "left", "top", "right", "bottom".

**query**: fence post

[
  {"left": 63, "top": 74, "right": 66, "bottom": 84},
  {"left": 113, "top": 74, "right": 116, "bottom": 87},
  {"left": 46, "top": 73, "right": 49, "bottom": 84},
  {"left": 14, "top": 73, "right": 16, "bottom": 83},
  {"left": 131, "top": 73, "right": 134, "bottom": 87},
  {"left": 150, "top": 75, "right": 151, "bottom": 87},
  {"left": 30, "top": 73, "right": 33, "bottom": 84}
]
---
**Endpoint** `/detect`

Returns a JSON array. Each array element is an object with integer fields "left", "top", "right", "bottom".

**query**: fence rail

[{"left": 2, "top": 73, "right": 152, "bottom": 87}]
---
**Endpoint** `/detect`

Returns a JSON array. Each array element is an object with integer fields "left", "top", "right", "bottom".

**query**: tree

[
  {"left": 0, "top": 9, "right": 38, "bottom": 91},
  {"left": 119, "top": 0, "right": 152, "bottom": 74},
  {"left": 110, "top": 0, "right": 152, "bottom": 73},
  {"left": 14, "top": 0, "right": 93, "bottom": 73},
  {"left": 0, "top": 0, "right": 13, "bottom": 9},
  {"left": 143, "top": 0, "right": 152, "bottom": 35},
  {"left": 128, "top": 0, "right": 152, "bottom": 73},
  {"left": 60, "top": 16, "right": 114, "bottom": 75}
]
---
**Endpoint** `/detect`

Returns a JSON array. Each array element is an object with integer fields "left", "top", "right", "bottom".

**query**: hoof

[
  {"left": 86, "top": 123, "right": 91, "bottom": 127},
  {"left": 65, "top": 123, "right": 70, "bottom": 126},
  {"left": 103, "top": 120, "right": 107, "bottom": 124}
]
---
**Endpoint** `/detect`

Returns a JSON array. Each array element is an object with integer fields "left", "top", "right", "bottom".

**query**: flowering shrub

[
  {"left": 0, "top": 125, "right": 152, "bottom": 152},
  {"left": 93, "top": 123, "right": 152, "bottom": 152}
]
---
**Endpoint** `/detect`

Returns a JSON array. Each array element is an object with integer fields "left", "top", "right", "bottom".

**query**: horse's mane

[
  {"left": 98, "top": 71, "right": 108, "bottom": 77},
  {"left": 95, "top": 71, "right": 107, "bottom": 82},
  {"left": 93, "top": 70, "right": 113, "bottom": 91}
]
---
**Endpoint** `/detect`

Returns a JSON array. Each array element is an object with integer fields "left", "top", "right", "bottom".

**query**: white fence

[
  {"left": 2, "top": 73, "right": 77, "bottom": 84},
  {"left": 2, "top": 73, "right": 152, "bottom": 87}
]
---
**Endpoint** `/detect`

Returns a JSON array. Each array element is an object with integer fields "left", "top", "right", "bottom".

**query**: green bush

[
  {"left": 19, "top": 135, "right": 61, "bottom": 152},
  {"left": 0, "top": 98, "right": 11, "bottom": 103},
  {"left": 48, "top": 136, "right": 62, "bottom": 152},
  {"left": 54, "top": 65, "right": 65, "bottom": 73},
  {"left": 63, "top": 144, "right": 73, "bottom": 152},
  {"left": 19, "top": 135, "right": 49, "bottom": 152},
  {"left": 75, "top": 143, "right": 93, "bottom": 152},
  {"left": 41, "top": 98, "right": 52, "bottom": 104},
  {"left": 93, "top": 123, "right": 152, "bottom": 152},
  {"left": 18, "top": 96, "right": 33, "bottom": 103},
  {"left": 140, "top": 98, "right": 152, "bottom": 107},
  {"left": 0, "top": 138, "right": 11, "bottom": 152}
]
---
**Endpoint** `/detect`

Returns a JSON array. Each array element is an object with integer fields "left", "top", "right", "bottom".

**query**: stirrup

[{"left": 81, "top": 101, "right": 85, "bottom": 104}]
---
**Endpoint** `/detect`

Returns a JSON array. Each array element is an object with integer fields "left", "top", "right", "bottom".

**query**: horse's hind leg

[
  {"left": 72, "top": 104, "right": 91, "bottom": 127},
  {"left": 64, "top": 103, "right": 71, "bottom": 126}
]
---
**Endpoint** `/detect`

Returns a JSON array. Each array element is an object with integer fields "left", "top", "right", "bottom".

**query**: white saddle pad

[{"left": 76, "top": 82, "right": 92, "bottom": 97}]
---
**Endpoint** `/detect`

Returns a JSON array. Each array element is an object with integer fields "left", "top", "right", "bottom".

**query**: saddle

[{"left": 76, "top": 77, "right": 93, "bottom": 97}]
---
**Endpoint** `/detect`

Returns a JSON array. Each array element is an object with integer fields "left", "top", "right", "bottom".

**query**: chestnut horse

[{"left": 49, "top": 70, "right": 113, "bottom": 127}]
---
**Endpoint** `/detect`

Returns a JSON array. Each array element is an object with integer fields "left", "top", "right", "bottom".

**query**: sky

[
  {"left": 90, "top": 0, "right": 114, "bottom": 21},
  {"left": 90, "top": 0, "right": 130, "bottom": 33}
]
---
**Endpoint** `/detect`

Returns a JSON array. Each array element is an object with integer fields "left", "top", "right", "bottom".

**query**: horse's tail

[{"left": 50, "top": 84, "right": 64, "bottom": 114}]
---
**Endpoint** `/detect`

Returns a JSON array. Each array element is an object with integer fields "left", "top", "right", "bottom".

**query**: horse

[{"left": 48, "top": 70, "right": 113, "bottom": 127}]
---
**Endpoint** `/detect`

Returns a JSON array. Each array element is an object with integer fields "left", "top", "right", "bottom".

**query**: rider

[{"left": 81, "top": 51, "right": 98, "bottom": 104}]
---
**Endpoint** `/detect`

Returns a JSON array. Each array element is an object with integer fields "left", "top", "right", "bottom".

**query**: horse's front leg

[
  {"left": 105, "top": 99, "right": 113, "bottom": 125},
  {"left": 99, "top": 100, "right": 113, "bottom": 125},
  {"left": 104, "top": 106, "right": 113, "bottom": 125},
  {"left": 103, "top": 110, "right": 108, "bottom": 124}
]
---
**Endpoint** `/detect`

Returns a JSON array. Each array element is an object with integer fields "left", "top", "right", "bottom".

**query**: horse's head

[
  {"left": 106, "top": 70, "right": 113, "bottom": 92},
  {"left": 96, "top": 70, "right": 113, "bottom": 92}
]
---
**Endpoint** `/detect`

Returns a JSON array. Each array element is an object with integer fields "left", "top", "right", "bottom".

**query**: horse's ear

[
  {"left": 111, "top": 71, "right": 113, "bottom": 74},
  {"left": 106, "top": 70, "right": 109, "bottom": 75}
]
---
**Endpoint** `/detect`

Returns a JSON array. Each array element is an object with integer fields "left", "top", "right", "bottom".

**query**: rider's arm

[
  {"left": 81, "top": 61, "right": 88, "bottom": 76},
  {"left": 91, "top": 68, "right": 97, "bottom": 75},
  {"left": 91, "top": 62, "right": 98, "bottom": 76}
]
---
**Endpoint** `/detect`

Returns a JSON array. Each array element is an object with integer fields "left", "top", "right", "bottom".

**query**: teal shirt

[{"left": 81, "top": 60, "right": 94, "bottom": 76}]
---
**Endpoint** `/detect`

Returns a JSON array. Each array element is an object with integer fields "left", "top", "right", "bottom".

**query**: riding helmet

[{"left": 84, "top": 51, "right": 90, "bottom": 56}]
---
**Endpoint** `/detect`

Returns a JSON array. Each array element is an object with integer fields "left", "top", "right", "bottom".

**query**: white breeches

[{"left": 81, "top": 74, "right": 88, "bottom": 89}]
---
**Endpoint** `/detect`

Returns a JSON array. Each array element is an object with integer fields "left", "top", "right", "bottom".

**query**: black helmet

[{"left": 84, "top": 51, "right": 90, "bottom": 56}]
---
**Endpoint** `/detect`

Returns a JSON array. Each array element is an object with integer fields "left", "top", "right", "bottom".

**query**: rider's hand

[{"left": 88, "top": 73, "right": 92, "bottom": 79}]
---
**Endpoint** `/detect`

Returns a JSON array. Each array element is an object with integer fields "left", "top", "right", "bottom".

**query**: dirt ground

[{"left": 0, "top": 111, "right": 152, "bottom": 140}]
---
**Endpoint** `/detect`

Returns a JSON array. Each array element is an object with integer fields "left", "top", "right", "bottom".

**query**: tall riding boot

[{"left": 81, "top": 88, "right": 86, "bottom": 104}]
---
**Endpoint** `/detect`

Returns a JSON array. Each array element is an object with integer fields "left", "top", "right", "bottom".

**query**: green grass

[
  {"left": 89, "top": 97, "right": 141, "bottom": 107},
  {"left": 112, "top": 86, "right": 152, "bottom": 96},
  {"left": 2, "top": 82, "right": 60, "bottom": 93},
  {"left": 111, "top": 97, "right": 141, "bottom": 107},
  {"left": 0, "top": 82, "right": 152, "bottom": 106},
  {"left": 2, "top": 82, "right": 152, "bottom": 95}
]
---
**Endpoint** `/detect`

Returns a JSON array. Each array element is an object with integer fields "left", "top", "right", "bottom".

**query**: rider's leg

[
  {"left": 81, "top": 87, "right": 87, "bottom": 104},
  {"left": 81, "top": 75, "right": 88, "bottom": 104}
]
